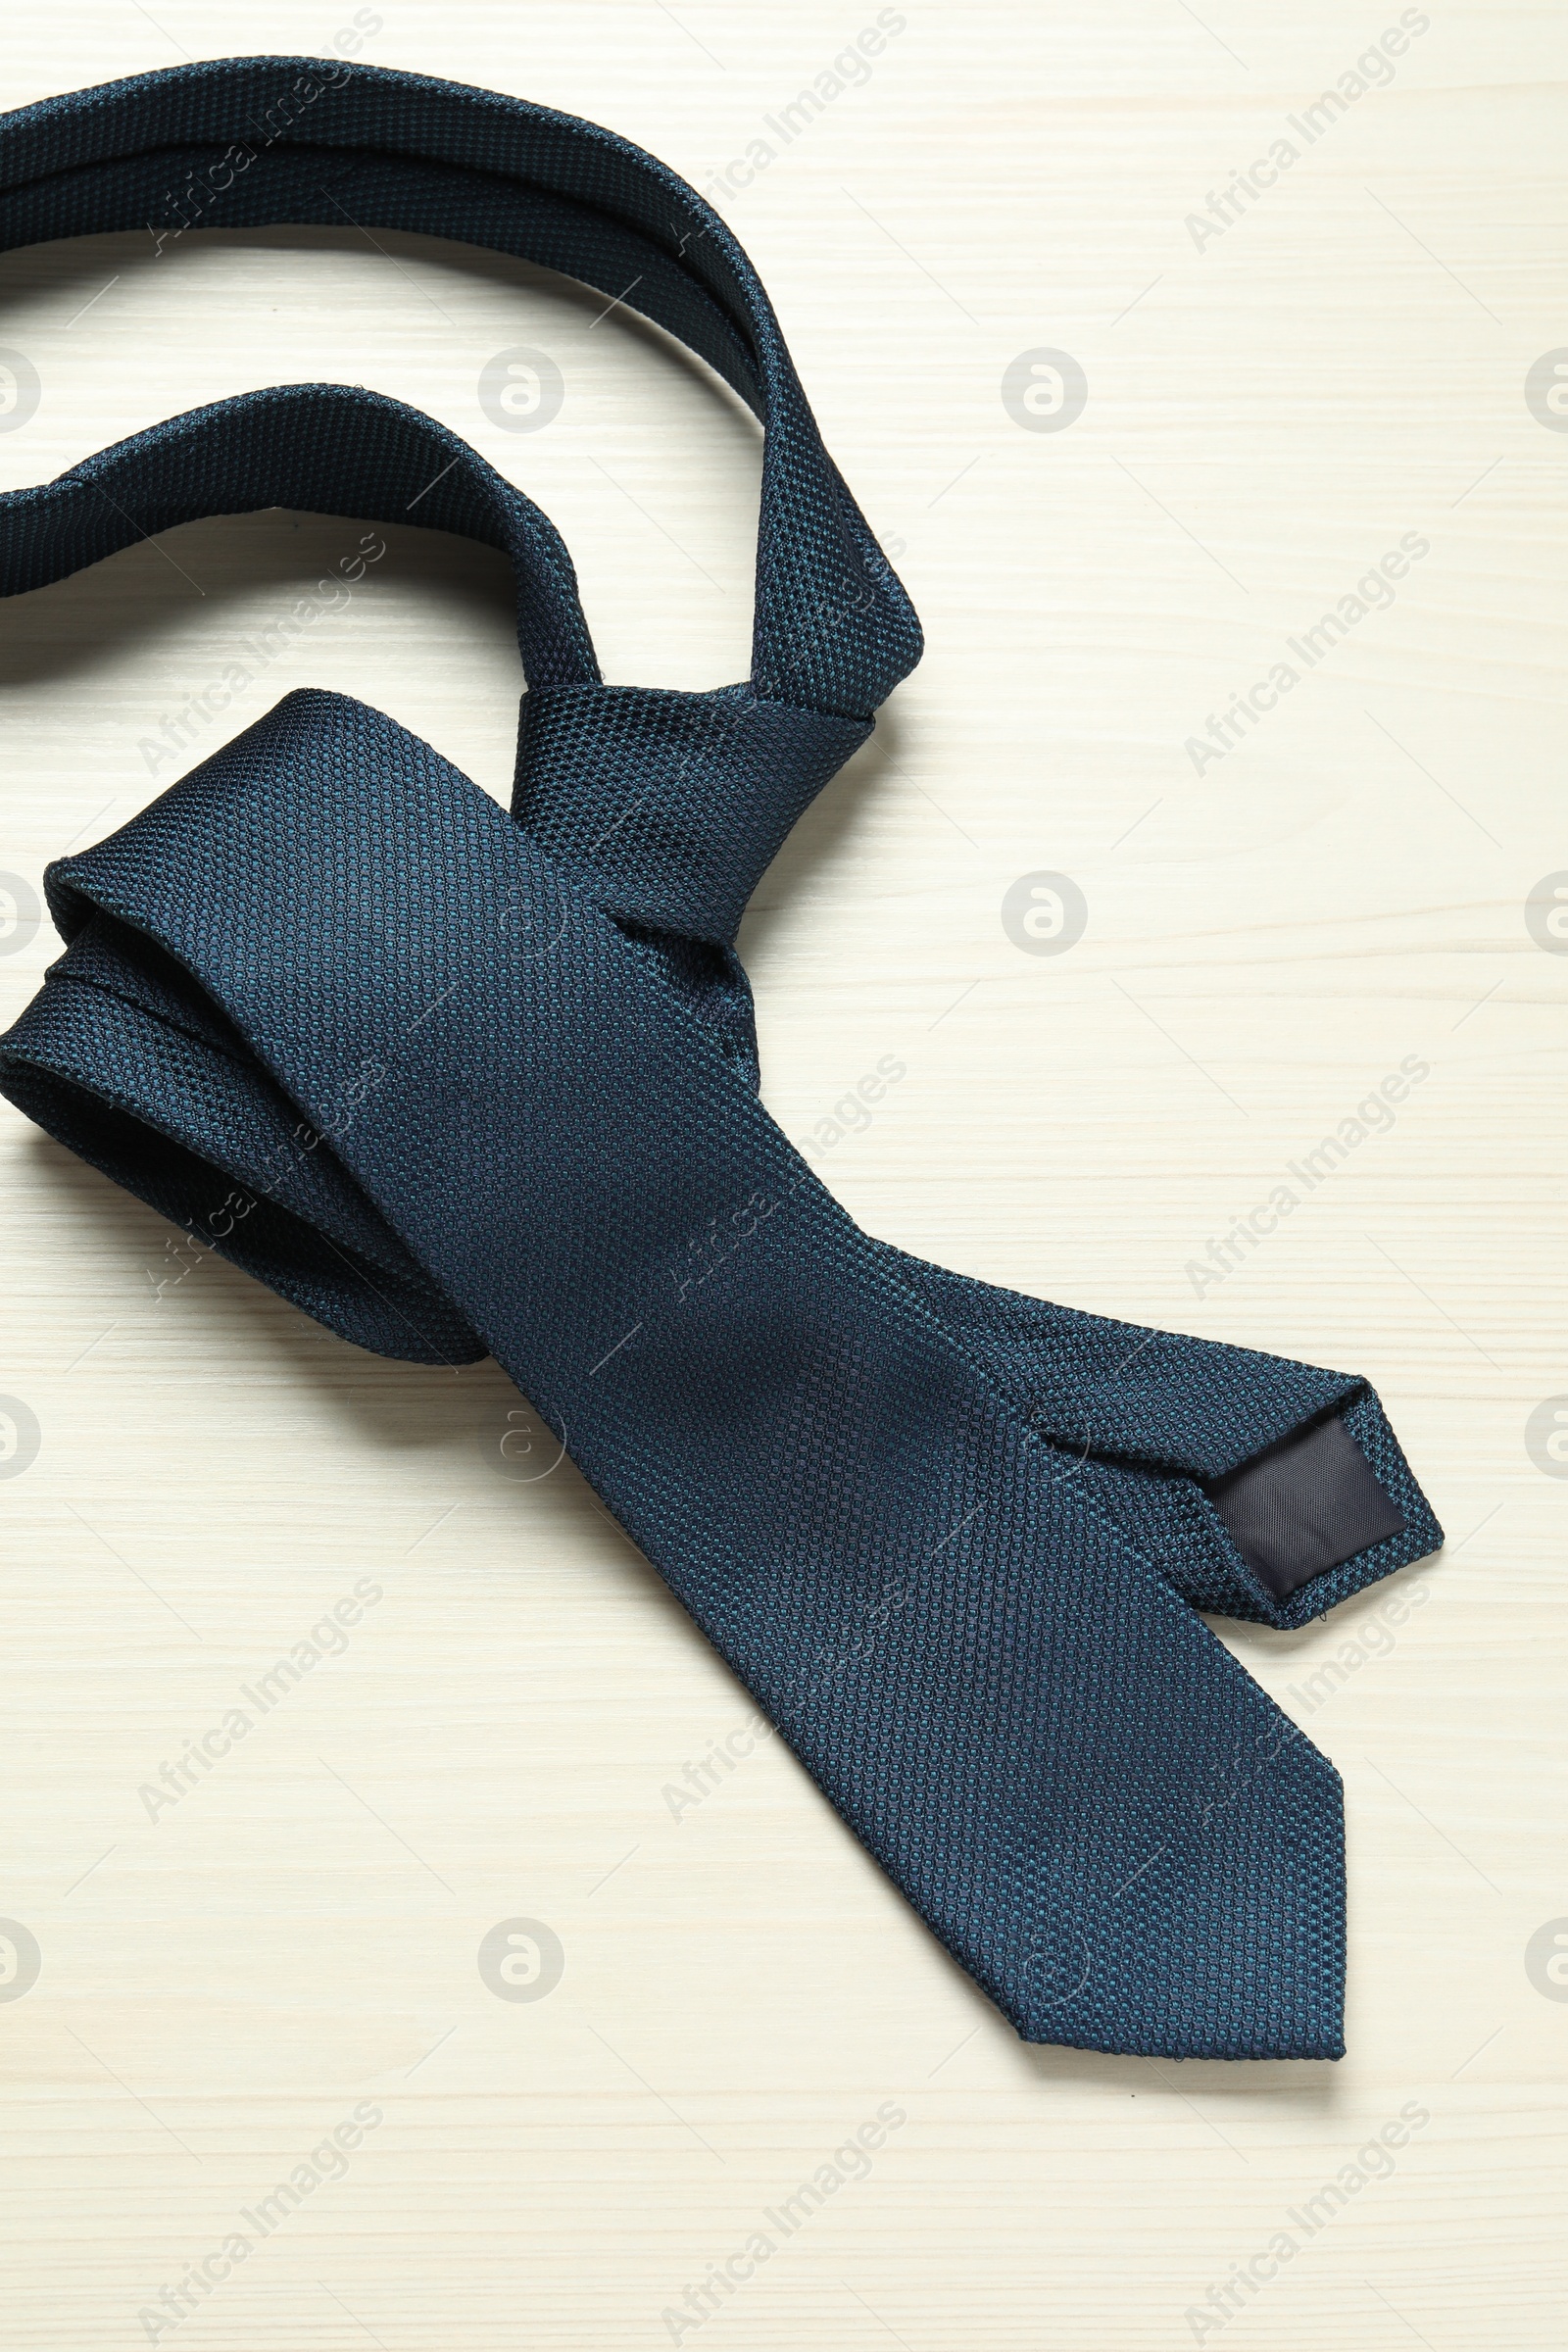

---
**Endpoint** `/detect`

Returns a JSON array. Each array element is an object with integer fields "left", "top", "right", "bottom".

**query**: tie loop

[{"left": 0, "top": 54, "right": 923, "bottom": 719}]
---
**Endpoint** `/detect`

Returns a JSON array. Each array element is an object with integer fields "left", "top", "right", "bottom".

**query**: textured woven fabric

[{"left": 0, "top": 59, "right": 1442, "bottom": 2058}]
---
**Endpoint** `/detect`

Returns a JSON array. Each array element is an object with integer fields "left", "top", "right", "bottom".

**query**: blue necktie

[{"left": 0, "top": 57, "right": 1442, "bottom": 2058}]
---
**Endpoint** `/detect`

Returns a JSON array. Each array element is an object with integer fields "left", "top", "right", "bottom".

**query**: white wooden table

[{"left": 1, "top": 5, "right": 1563, "bottom": 2346}]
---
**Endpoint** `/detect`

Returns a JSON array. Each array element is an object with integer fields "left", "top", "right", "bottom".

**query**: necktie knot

[{"left": 512, "top": 681, "right": 872, "bottom": 944}]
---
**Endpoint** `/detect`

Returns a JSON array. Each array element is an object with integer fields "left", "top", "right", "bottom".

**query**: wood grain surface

[{"left": 0, "top": 5, "right": 1563, "bottom": 2347}]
